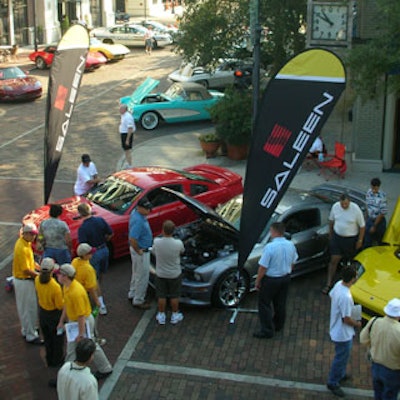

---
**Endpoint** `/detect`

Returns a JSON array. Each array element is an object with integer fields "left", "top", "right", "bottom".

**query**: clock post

[{"left": 307, "top": 0, "right": 352, "bottom": 49}]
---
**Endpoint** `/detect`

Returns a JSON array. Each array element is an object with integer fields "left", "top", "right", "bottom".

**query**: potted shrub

[
  {"left": 198, "top": 132, "right": 221, "bottom": 158},
  {"left": 209, "top": 88, "right": 252, "bottom": 160}
]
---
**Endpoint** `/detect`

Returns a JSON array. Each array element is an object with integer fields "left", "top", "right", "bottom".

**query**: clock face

[{"left": 312, "top": 4, "right": 348, "bottom": 41}]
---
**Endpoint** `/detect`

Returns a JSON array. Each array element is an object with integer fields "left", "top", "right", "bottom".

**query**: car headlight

[
  {"left": 193, "top": 272, "right": 203, "bottom": 282},
  {"left": 353, "top": 260, "right": 365, "bottom": 279}
]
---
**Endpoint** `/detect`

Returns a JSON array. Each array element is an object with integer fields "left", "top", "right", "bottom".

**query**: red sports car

[
  {"left": 22, "top": 164, "right": 243, "bottom": 260},
  {"left": 0, "top": 66, "right": 42, "bottom": 102},
  {"left": 28, "top": 45, "right": 107, "bottom": 71}
]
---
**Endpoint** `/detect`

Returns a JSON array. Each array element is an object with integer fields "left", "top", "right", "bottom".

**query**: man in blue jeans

[
  {"left": 327, "top": 266, "right": 361, "bottom": 397},
  {"left": 78, "top": 203, "right": 113, "bottom": 315}
]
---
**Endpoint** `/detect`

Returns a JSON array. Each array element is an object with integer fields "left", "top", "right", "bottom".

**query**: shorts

[
  {"left": 330, "top": 232, "right": 357, "bottom": 258},
  {"left": 145, "top": 38, "right": 154, "bottom": 48},
  {"left": 156, "top": 275, "right": 182, "bottom": 299},
  {"left": 120, "top": 133, "right": 133, "bottom": 150}
]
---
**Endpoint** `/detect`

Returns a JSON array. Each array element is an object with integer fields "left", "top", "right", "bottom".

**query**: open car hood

[
  {"left": 120, "top": 77, "right": 159, "bottom": 107},
  {"left": 382, "top": 196, "right": 400, "bottom": 246},
  {"left": 161, "top": 187, "right": 238, "bottom": 238}
]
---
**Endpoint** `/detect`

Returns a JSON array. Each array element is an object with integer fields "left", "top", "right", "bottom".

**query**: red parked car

[
  {"left": 0, "top": 66, "right": 42, "bottom": 102},
  {"left": 28, "top": 45, "right": 107, "bottom": 71},
  {"left": 22, "top": 164, "right": 243, "bottom": 260}
]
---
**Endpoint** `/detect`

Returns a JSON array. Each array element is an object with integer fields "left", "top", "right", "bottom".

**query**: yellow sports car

[
  {"left": 351, "top": 197, "right": 400, "bottom": 320},
  {"left": 89, "top": 37, "right": 130, "bottom": 61}
]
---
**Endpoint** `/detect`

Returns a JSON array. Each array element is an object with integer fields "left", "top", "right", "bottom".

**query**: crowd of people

[{"left": 11, "top": 139, "right": 399, "bottom": 400}]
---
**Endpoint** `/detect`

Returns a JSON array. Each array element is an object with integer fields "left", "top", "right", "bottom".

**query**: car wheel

[
  {"left": 141, "top": 111, "right": 160, "bottom": 130},
  {"left": 197, "top": 80, "right": 209, "bottom": 89},
  {"left": 35, "top": 57, "right": 47, "bottom": 70},
  {"left": 212, "top": 268, "right": 249, "bottom": 308},
  {"left": 153, "top": 40, "right": 158, "bottom": 49}
]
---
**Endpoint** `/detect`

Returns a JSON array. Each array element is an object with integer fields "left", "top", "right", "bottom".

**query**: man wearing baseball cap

[
  {"left": 35, "top": 258, "right": 64, "bottom": 366},
  {"left": 128, "top": 198, "right": 153, "bottom": 309},
  {"left": 360, "top": 298, "right": 400, "bottom": 399},
  {"left": 56, "top": 263, "right": 113, "bottom": 380},
  {"left": 12, "top": 223, "right": 44, "bottom": 344},
  {"left": 73, "top": 154, "right": 100, "bottom": 196}
]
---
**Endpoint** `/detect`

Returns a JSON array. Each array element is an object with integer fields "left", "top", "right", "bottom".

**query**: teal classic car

[{"left": 119, "top": 78, "right": 224, "bottom": 130}]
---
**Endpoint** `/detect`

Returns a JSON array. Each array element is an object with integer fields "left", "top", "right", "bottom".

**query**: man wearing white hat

[
  {"left": 56, "top": 263, "right": 112, "bottom": 380},
  {"left": 360, "top": 298, "right": 400, "bottom": 399},
  {"left": 12, "top": 223, "right": 43, "bottom": 344}
]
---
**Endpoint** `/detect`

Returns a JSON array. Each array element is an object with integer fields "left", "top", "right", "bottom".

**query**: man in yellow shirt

[
  {"left": 35, "top": 257, "right": 64, "bottom": 367},
  {"left": 12, "top": 223, "right": 43, "bottom": 344},
  {"left": 72, "top": 243, "right": 106, "bottom": 346},
  {"left": 56, "top": 263, "right": 112, "bottom": 380},
  {"left": 72, "top": 243, "right": 101, "bottom": 309}
]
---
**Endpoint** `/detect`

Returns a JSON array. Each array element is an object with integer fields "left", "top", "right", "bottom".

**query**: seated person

[{"left": 308, "top": 136, "right": 324, "bottom": 158}]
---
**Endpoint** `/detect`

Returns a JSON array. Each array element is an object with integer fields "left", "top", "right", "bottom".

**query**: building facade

[
  {"left": 307, "top": 0, "right": 399, "bottom": 172},
  {"left": 0, "top": 0, "right": 164, "bottom": 47}
]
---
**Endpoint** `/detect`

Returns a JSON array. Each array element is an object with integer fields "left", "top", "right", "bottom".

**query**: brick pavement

[{"left": 101, "top": 270, "right": 373, "bottom": 400}]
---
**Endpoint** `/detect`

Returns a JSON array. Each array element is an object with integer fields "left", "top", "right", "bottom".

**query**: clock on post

[{"left": 308, "top": 1, "right": 352, "bottom": 48}]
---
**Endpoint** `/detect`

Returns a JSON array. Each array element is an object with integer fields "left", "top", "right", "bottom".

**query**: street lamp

[{"left": 250, "top": 0, "right": 260, "bottom": 130}]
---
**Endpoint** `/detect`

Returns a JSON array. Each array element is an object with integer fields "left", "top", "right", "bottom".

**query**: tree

[
  {"left": 175, "top": 0, "right": 307, "bottom": 74},
  {"left": 347, "top": 0, "right": 400, "bottom": 99}
]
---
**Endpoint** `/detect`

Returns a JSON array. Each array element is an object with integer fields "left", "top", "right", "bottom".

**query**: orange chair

[{"left": 318, "top": 142, "right": 347, "bottom": 180}]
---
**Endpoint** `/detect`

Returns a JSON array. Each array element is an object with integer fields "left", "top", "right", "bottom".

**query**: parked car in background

[
  {"left": 91, "top": 24, "right": 173, "bottom": 48},
  {"left": 115, "top": 11, "right": 130, "bottom": 23},
  {"left": 136, "top": 20, "right": 179, "bottom": 39},
  {"left": 351, "top": 198, "right": 400, "bottom": 320},
  {"left": 154, "top": 183, "right": 366, "bottom": 308},
  {"left": 120, "top": 77, "right": 224, "bottom": 130},
  {"left": 89, "top": 38, "right": 130, "bottom": 61},
  {"left": 168, "top": 59, "right": 266, "bottom": 89},
  {"left": 28, "top": 45, "right": 107, "bottom": 71},
  {"left": 22, "top": 164, "right": 243, "bottom": 260},
  {"left": 0, "top": 66, "right": 42, "bottom": 102}
]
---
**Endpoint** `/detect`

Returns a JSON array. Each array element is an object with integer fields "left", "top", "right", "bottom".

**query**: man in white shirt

[
  {"left": 152, "top": 220, "right": 185, "bottom": 325},
  {"left": 74, "top": 154, "right": 100, "bottom": 196},
  {"left": 326, "top": 266, "right": 361, "bottom": 398},
  {"left": 308, "top": 136, "right": 324, "bottom": 157},
  {"left": 144, "top": 26, "right": 154, "bottom": 54},
  {"left": 119, "top": 104, "right": 136, "bottom": 167},
  {"left": 322, "top": 193, "right": 365, "bottom": 294},
  {"left": 57, "top": 338, "right": 98, "bottom": 400}
]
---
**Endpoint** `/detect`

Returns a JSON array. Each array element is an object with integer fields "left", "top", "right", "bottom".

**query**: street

[{"left": 0, "top": 47, "right": 375, "bottom": 399}]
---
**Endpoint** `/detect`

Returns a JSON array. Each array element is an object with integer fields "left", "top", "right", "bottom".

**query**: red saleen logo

[
  {"left": 54, "top": 85, "right": 68, "bottom": 111},
  {"left": 263, "top": 124, "right": 292, "bottom": 158}
]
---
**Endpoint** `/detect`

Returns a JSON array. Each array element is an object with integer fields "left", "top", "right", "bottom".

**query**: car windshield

[
  {"left": 0, "top": 67, "right": 26, "bottom": 80},
  {"left": 164, "top": 84, "right": 186, "bottom": 100},
  {"left": 90, "top": 38, "right": 103, "bottom": 46},
  {"left": 217, "top": 196, "right": 279, "bottom": 239},
  {"left": 85, "top": 175, "right": 142, "bottom": 214}
]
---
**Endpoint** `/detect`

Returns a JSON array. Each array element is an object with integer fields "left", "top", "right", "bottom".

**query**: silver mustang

[{"left": 151, "top": 184, "right": 366, "bottom": 308}]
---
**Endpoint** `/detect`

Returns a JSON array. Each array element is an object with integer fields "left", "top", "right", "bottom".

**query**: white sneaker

[
  {"left": 99, "top": 306, "right": 108, "bottom": 315},
  {"left": 170, "top": 312, "right": 184, "bottom": 325},
  {"left": 156, "top": 312, "right": 166, "bottom": 325},
  {"left": 96, "top": 337, "right": 107, "bottom": 346}
]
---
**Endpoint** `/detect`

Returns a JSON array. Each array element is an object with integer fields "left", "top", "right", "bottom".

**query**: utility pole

[{"left": 250, "top": 0, "right": 261, "bottom": 132}]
